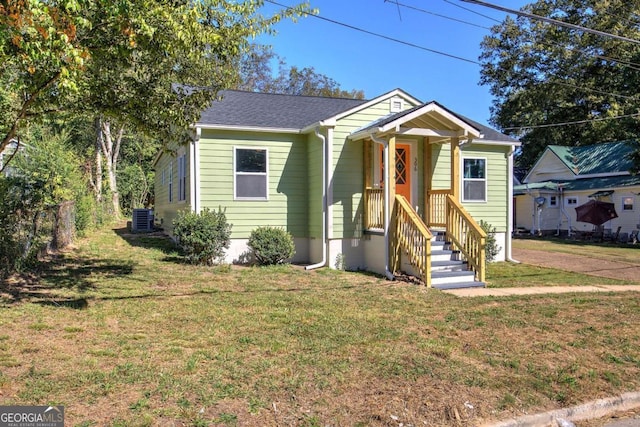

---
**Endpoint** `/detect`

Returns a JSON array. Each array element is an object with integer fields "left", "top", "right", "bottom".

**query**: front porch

[{"left": 351, "top": 102, "right": 488, "bottom": 288}]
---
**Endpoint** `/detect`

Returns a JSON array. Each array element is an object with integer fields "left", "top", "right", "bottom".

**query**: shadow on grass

[
  {"left": 0, "top": 253, "right": 134, "bottom": 306},
  {"left": 112, "top": 226, "right": 184, "bottom": 263}
]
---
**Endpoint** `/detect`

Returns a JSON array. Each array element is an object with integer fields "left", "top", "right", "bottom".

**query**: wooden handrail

[
  {"left": 391, "top": 195, "right": 433, "bottom": 287},
  {"left": 445, "top": 195, "right": 486, "bottom": 282}
]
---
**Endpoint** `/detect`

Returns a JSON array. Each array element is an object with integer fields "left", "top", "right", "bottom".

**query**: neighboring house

[
  {"left": 154, "top": 89, "right": 520, "bottom": 288},
  {"left": 514, "top": 141, "right": 640, "bottom": 236}
]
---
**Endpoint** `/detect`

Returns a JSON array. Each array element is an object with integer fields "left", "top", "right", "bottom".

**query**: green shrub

[
  {"left": 247, "top": 226, "right": 295, "bottom": 265},
  {"left": 173, "top": 208, "right": 232, "bottom": 265},
  {"left": 479, "top": 220, "right": 501, "bottom": 263}
]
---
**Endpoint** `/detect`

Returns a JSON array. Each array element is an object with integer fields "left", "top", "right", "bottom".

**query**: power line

[
  {"left": 461, "top": 0, "right": 640, "bottom": 45},
  {"left": 502, "top": 112, "right": 640, "bottom": 131},
  {"left": 549, "top": 80, "right": 637, "bottom": 100},
  {"left": 264, "top": 0, "right": 481, "bottom": 65},
  {"left": 390, "top": 1, "right": 491, "bottom": 30},
  {"left": 442, "top": 0, "right": 501, "bottom": 24}
]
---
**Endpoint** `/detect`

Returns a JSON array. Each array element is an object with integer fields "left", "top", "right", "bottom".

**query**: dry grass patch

[{"left": 0, "top": 224, "right": 637, "bottom": 426}]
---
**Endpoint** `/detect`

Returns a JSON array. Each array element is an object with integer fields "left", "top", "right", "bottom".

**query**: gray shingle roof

[{"left": 197, "top": 90, "right": 367, "bottom": 129}]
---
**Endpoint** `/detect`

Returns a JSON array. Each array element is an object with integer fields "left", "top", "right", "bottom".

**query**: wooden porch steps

[{"left": 429, "top": 231, "right": 486, "bottom": 290}]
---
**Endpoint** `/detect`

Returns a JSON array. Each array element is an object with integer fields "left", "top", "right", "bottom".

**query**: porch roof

[{"left": 348, "top": 101, "right": 518, "bottom": 144}]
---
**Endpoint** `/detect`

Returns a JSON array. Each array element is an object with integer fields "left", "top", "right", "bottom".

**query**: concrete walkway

[{"left": 444, "top": 284, "right": 640, "bottom": 297}]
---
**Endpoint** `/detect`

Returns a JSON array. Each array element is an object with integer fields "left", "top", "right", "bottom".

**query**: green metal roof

[
  {"left": 513, "top": 181, "right": 560, "bottom": 195},
  {"left": 561, "top": 174, "right": 640, "bottom": 191},
  {"left": 547, "top": 141, "right": 638, "bottom": 175},
  {"left": 515, "top": 175, "right": 640, "bottom": 196}
]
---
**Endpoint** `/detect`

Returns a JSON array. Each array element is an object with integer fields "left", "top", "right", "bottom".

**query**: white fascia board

[
  {"left": 349, "top": 128, "right": 383, "bottom": 142},
  {"left": 301, "top": 119, "right": 337, "bottom": 134},
  {"left": 467, "top": 139, "right": 522, "bottom": 147},
  {"left": 379, "top": 103, "right": 481, "bottom": 138},
  {"left": 575, "top": 171, "right": 630, "bottom": 179},
  {"left": 196, "top": 124, "right": 302, "bottom": 134}
]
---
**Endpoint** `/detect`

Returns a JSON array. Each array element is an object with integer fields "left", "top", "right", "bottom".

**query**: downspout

[
  {"left": 370, "top": 133, "right": 395, "bottom": 280},
  {"left": 506, "top": 146, "right": 520, "bottom": 263},
  {"left": 306, "top": 127, "right": 327, "bottom": 270},
  {"left": 190, "top": 127, "right": 201, "bottom": 213}
]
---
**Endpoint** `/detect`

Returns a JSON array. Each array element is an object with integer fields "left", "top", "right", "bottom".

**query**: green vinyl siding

[
  {"left": 460, "top": 144, "right": 510, "bottom": 231},
  {"left": 199, "top": 130, "right": 308, "bottom": 238},
  {"left": 431, "top": 143, "right": 451, "bottom": 190},
  {"left": 308, "top": 134, "right": 323, "bottom": 239},
  {"left": 332, "top": 98, "right": 418, "bottom": 239},
  {"left": 153, "top": 146, "right": 190, "bottom": 234}
]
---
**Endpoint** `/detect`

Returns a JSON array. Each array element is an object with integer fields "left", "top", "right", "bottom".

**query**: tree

[
  {"left": 0, "top": 0, "right": 310, "bottom": 216},
  {"left": 479, "top": 0, "right": 640, "bottom": 169},
  {"left": 236, "top": 44, "right": 365, "bottom": 99}
]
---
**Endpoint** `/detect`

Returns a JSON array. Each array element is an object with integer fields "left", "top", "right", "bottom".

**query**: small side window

[
  {"left": 549, "top": 196, "right": 558, "bottom": 207},
  {"left": 623, "top": 196, "right": 634, "bottom": 211},
  {"left": 565, "top": 197, "right": 578, "bottom": 206}
]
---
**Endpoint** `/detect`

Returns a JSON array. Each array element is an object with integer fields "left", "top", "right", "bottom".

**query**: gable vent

[{"left": 390, "top": 97, "right": 404, "bottom": 113}]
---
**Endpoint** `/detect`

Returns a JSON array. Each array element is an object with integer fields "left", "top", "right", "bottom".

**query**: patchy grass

[
  {"left": 0, "top": 224, "right": 638, "bottom": 426},
  {"left": 513, "top": 237, "right": 640, "bottom": 266},
  {"left": 486, "top": 261, "right": 637, "bottom": 288}
]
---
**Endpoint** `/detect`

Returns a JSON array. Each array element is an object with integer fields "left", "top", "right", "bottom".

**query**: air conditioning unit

[{"left": 132, "top": 209, "right": 154, "bottom": 232}]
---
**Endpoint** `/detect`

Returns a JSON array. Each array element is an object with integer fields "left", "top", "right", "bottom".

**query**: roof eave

[{"left": 195, "top": 123, "right": 302, "bottom": 134}]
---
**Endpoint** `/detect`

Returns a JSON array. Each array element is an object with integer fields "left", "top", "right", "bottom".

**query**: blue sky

[{"left": 258, "top": 0, "right": 529, "bottom": 126}]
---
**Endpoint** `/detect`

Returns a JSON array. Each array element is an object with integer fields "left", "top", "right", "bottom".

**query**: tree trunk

[
  {"left": 93, "top": 117, "right": 103, "bottom": 203},
  {"left": 99, "top": 120, "right": 124, "bottom": 219}
]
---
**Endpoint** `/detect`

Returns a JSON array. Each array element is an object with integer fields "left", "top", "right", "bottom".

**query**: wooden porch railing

[
  {"left": 391, "top": 195, "right": 433, "bottom": 287},
  {"left": 445, "top": 195, "right": 486, "bottom": 282},
  {"left": 364, "top": 187, "right": 384, "bottom": 229},
  {"left": 426, "top": 189, "right": 451, "bottom": 227}
]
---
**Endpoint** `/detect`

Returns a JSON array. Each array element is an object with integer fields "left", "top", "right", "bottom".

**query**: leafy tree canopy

[
  {"left": 479, "top": 0, "right": 640, "bottom": 169},
  {"left": 0, "top": 0, "right": 310, "bottom": 154},
  {"left": 236, "top": 44, "right": 365, "bottom": 99}
]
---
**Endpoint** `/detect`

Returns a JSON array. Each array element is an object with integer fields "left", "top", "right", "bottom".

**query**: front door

[{"left": 380, "top": 143, "right": 412, "bottom": 204}]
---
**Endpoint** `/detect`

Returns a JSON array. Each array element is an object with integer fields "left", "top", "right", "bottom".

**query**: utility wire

[
  {"left": 390, "top": 1, "right": 491, "bottom": 30},
  {"left": 502, "top": 112, "right": 640, "bottom": 131},
  {"left": 461, "top": 0, "right": 640, "bottom": 45},
  {"left": 442, "top": 0, "right": 501, "bottom": 23},
  {"left": 264, "top": 0, "right": 480, "bottom": 65}
]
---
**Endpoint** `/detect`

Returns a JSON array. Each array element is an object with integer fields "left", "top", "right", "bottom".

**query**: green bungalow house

[{"left": 153, "top": 89, "right": 520, "bottom": 288}]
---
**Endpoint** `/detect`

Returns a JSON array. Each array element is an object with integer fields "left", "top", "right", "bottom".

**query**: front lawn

[{"left": 0, "top": 225, "right": 638, "bottom": 426}]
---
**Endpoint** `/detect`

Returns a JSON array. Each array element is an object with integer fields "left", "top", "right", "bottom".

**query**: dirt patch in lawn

[{"left": 512, "top": 246, "right": 640, "bottom": 283}]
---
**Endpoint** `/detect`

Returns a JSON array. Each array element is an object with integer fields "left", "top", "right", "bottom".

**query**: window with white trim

[
  {"left": 565, "top": 197, "right": 578, "bottom": 206},
  {"left": 623, "top": 196, "right": 634, "bottom": 211},
  {"left": 177, "top": 154, "right": 186, "bottom": 201},
  {"left": 168, "top": 160, "right": 173, "bottom": 203},
  {"left": 462, "top": 158, "right": 486, "bottom": 202},
  {"left": 234, "top": 147, "right": 268, "bottom": 200},
  {"left": 549, "top": 195, "right": 558, "bottom": 207}
]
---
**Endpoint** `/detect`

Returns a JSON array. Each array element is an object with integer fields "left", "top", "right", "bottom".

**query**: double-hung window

[
  {"left": 462, "top": 158, "right": 487, "bottom": 202},
  {"left": 234, "top": 147, "right": 268, "bottom": 200},
  {"left": 177, "top": 154, "right": 186, "bottom": 202}
]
